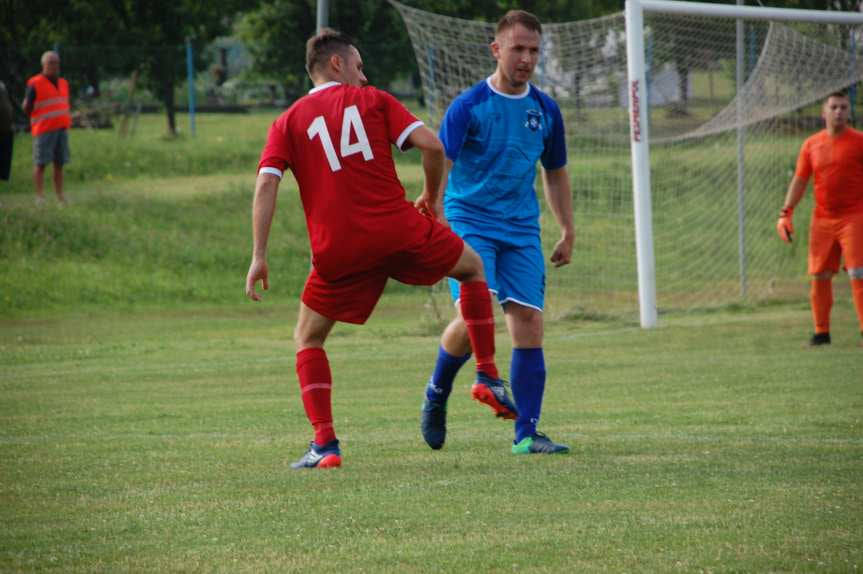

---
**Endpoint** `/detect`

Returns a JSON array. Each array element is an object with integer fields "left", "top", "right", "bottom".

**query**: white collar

[
  {"left": 309, "top": 81, "right": 341, "bottom": 94},
  {"left": 486, "top": 77, "right": 530, "bottom": 99}
]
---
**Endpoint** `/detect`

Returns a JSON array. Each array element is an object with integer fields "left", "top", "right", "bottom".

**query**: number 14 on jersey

[{"left": 307, "top": 105, "right": 374, "bottom": 172}]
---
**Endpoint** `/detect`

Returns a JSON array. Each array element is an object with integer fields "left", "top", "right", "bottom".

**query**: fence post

[{"left": 185, "top": 38, "right": 196, "bottom": 137}]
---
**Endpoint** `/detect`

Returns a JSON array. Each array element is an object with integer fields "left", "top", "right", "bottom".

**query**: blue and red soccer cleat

[
  {"left": 471, "top": 373, "right": 518, "bottom": 420},
  {"left": 290, "top": 439, "right": 342, "bottom": 469}
]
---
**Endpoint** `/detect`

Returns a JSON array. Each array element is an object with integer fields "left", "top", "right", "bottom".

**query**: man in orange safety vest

[{"left": 22, "top": 51, "right": 72, "bottom": 203}]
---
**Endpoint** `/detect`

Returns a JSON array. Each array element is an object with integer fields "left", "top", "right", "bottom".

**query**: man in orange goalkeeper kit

[{"left": 777, "top": 90, "right": 863, "bottom": 346}]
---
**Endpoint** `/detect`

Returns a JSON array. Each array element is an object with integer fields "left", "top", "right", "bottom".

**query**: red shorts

[
  {"left": 808, "top": 211, "right": 863, "bottom": 277},
  {"left": 302, "top": 212, "right": 464, "bottom": 324}
]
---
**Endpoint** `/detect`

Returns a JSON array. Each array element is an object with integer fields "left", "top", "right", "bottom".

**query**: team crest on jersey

[{"left": 524, "top": 109, "right": 542, "bottom": 132}]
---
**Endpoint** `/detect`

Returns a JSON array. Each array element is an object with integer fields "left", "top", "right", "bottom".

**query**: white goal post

[
  {"left": 627, "top": 0, "right": 863, "bottom": 327},
  {"left": 393, "top": 0, "right": 863, "bottom": 327}
]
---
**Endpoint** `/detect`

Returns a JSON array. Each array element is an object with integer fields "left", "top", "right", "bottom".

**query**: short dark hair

[
  {"left": 827, "top": 90, "right": 849, "bottom": 100},
  {"left": 496, "top": 10, "right": 542, "bottom": 37},
  {"left": 305, "top": 29, "right": 356, "bottom": 74}
]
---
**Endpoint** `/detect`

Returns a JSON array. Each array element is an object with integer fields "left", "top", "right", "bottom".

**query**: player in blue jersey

[{"left": 420, "top": 10, "right": 574, "bottom": 455}]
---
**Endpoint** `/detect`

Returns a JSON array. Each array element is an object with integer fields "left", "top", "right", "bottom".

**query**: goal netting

[{"left": 392, "top": 0, "right": 863, "bottom": 321}]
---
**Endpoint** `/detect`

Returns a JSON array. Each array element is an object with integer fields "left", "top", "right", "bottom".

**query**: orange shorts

[
  {"left": 301, "top": 214, "right": 464, "bottom": 325},
  {"left": 808, "top": 211, "right": 863, "bottom": 278}
]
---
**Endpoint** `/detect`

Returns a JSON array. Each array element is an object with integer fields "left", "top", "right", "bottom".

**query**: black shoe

[
  {"left": 809, "top": 332, "right": 831, "bottom": 346},
  {"left": 421, "top": 397, "right": 447, "bottom": 450}
]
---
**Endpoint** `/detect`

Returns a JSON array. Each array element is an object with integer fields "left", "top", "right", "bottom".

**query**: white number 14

[{"left": 307, "top": 105, "right": 374, "bottom": 172}]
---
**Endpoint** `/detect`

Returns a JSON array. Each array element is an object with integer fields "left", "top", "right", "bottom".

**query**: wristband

[{"left": 780, "top": 206, "right": 793, "bottom": 218}]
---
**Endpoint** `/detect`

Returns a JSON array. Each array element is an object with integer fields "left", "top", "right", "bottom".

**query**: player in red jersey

[
  {"left": 245, "top": 29, "right": 517, "bottom": 469},
  {"left": 777, "top": 91, "right": 863, "bottom": 347}
]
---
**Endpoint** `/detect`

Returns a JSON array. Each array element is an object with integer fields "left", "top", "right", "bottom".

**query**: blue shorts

[{"left": 448, "top": 220, "right": 545, "bottom": 311}]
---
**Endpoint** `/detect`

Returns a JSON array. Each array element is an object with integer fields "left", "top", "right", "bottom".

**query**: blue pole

[{"left": 186, "top": 38, "right": 196, "bottom": 137}]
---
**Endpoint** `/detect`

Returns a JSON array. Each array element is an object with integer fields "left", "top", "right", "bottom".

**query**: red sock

[
  {"left": 810, "top": 278, "right": 833, "bottom": 335},
  {"left": 296, "top": 347, "right": 336, "bottom": 446},
  {"left": 459, "top": 281, "right": 499, "bottom": 380},
  {"left": 851, "top": 279, "right": 863, "bottom": 333}
]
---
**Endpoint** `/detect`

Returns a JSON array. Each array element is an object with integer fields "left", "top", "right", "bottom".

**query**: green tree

[
  {"left": 1, "top": 0, "right": 253, "bottom": 136},
  {"left": 239, "top": 0, "right": 622, "bottom": 98},
  {"left": 108, "top": 0, "right": 254, "bottom": 136},
  {"left": 0, "top": 0, "right": 71, "bottom": 123},
  {"left": 237, "top": 0, "right": 317, "bottom": 97}
]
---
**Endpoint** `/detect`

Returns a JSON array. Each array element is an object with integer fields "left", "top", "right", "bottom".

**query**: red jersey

[
  {"left": 258, "top": 82, "right": 424, "bottom": 279},
  {"left": 795, "top": 127, "right": 863, "bottom": 218}
]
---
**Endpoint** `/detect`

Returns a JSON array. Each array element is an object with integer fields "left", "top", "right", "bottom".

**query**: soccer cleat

[
  {"left": 420, "top": 397, "right": 447, "bottom": 450},
  {"left": 809, "top": 332, "right": 831, "bottom": 346},
  {"left": 512, "top": 432, "right": 570, "bottom": 455},
  {"left": 471, "top": 374, "right": 518, "bottom": 420},
  {"left": 290, "top": 439, "right": 342, "bottom": 469}
]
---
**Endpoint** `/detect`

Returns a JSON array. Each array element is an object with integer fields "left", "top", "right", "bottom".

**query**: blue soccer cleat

[
  {"left": 511, "top": 432, "right": 570, "bottom": 455},
  {"left": 421, "top": 396, "right": 448, "bottom": 450},
  {"left": 471, "top": 373, "right": 518, "bottom": 420},
  {"left": 290, "top": 439, "right": 342, "bottom": 469}
]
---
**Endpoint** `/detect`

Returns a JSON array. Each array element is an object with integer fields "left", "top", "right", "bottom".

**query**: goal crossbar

[{"left": 640, "top": 0, "right": 863, "bottom": 24}]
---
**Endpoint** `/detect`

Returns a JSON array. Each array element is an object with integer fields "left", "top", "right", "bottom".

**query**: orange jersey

[{"left": 795, "top": 127, "right": 863, "bottom": 218}]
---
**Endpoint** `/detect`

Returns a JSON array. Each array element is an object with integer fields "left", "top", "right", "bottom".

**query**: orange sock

[
  {"left": 851, "top": 279, "right": 863, "bottom": 334},
  {"left": 810, "top": 278, "right": 833, "bottom": 335}
]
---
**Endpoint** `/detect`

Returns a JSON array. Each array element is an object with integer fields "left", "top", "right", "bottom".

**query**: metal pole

[
  {"left": 317, "top": 0, "right": 329, "bottom": 33},
  {"left": 625, "top": 0, "right": 658, "bottom": 328},
  {"left": 185, "top": 38, "right": 196, "bottom": 137},
  {"left": 736, "top": 0, "right": 747, "bottom": 299}
]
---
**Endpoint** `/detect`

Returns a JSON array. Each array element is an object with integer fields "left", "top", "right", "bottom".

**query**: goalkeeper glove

[{"left": 776, "top": 207, "right": 794, "bottom": 243}]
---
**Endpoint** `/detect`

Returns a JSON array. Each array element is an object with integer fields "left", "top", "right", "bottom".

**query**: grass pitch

[
  {"left": 1, "top": 300, "right": 861, "bottom": 573},
  {"left": 1, "top": 111, "right": 861, "bottom": 572}
]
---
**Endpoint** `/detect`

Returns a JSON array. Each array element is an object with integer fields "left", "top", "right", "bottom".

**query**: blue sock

[
  {"left": 426, "top": 346, "right": 471, "bottom": 402},
  {"left": 510, "top": 348, "right": 546, "bottom": 443}
]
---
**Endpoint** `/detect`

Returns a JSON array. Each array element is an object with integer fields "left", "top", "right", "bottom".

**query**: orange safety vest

[{"left": 27, "top": 74, "right": 71, "bottom": 136}]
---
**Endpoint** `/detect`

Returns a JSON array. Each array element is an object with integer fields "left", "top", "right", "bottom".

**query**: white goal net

[{"left": 392, "top": 0, "right": 863, "bottom": 322}]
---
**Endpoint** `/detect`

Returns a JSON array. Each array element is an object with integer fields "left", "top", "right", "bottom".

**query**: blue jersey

[{"left": 439, "top": 78, "right": 567, "bottom": 234}]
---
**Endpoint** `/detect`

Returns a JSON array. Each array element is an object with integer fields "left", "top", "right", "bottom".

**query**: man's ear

[
  {"left": 329, "top": 53, "right": 342, "bottom": 73},
  {"left": 489, "top": 40, "right": 500, "bottom": 61}
]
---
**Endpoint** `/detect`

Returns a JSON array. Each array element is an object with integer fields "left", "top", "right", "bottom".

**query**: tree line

[{"left": 1, "top": 0, "right": 858, "bottom": 135}]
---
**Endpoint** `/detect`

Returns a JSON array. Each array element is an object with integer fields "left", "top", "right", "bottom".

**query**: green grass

[
  {"left": 1, "top": 301, "right": 861, "bottom": 572},
  {"left": 1, "top": 110, "right": 862, "bottom": 572},
  {"left": 1, "top": 112, "right": 278, "bottom": 197},
  {"left": 0, "top": 112, "right": 814, "bottom": 320}
]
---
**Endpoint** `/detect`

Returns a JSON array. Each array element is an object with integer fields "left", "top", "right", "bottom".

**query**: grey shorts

[{"left": 33, "top": 129, "right": 70, "bottom": 166}]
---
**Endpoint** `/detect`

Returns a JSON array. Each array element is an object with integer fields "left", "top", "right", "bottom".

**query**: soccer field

[
  {"left": 1, "top": 112, "right": 861, "bottom": 572},
  {"left": 1, "top": 300, "right": 861, "bottom": 572}
]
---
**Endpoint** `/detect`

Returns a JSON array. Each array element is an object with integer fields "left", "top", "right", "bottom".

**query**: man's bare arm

[
  {"left": 542, "top": 166, "right": 575, "bottom": 268},
  {"left": 406, "top": 126, "right": 446, "bottom": 219},
  {"left": 245, "top": 172, "right": 281, "bottom": 301},
  {"left": 782, "top": 176, "right": 808, "bottom": 212}
]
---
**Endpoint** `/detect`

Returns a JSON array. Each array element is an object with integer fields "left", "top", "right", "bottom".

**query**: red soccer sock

[
  {"left": 851, "top": 279, "right": 863, "bottom": 333},
  {"left": 296, "top": 347, "right": 336, "bottom": 446},
  {"left": 459, "top": 281, "right": 499, "bottom": 380},
  {"left": 810, "top": 278, "right": 833, "bottom": 335}
]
